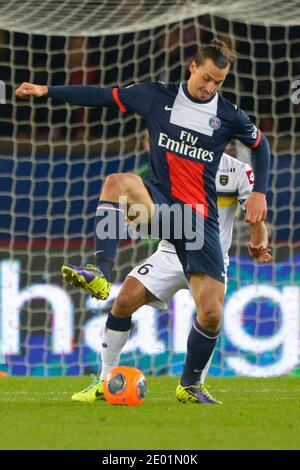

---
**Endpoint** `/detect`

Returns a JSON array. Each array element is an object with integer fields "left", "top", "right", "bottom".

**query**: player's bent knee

[
  {"left": 197, "top": 302, "right": 223, "bottom": 332},
  {"left": 101, "top": 173, "right": 142, "bottom": 200},
  {"left": 198, "top": 312, "right": 222, "bottom": 332},
  {"left": 118, "top": 173, "right": 143, "bottom": 196},
  {"left": 101, "top": 173, "right": 124, "bottom": 199}
]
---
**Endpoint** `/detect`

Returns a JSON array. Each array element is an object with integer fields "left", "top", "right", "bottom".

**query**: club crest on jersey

[
  {"left": 209, "top": 116, "right": 221, "bottom": 130},
  {"left": 220, "top": 175, "right": 229, "bottom": 186}
]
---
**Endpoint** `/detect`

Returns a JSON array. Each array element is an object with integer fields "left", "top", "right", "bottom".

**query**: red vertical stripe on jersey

[
  {"left": 166, "top": 151, "right": 208, "bottom": 218},
  {"left": 112, "top": 87, "right": 127, "bottom": 113}
]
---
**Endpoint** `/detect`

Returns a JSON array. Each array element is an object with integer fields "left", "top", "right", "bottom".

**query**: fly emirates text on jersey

[{"left": 158, "top": 130, "right": 214, "bottom": 162}]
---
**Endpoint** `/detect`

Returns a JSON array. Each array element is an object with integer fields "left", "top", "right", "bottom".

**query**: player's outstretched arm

[
  {"left": 247, "top": 221, "right": 273, "bottom": 263},
  {"left": 16, "top": 82, "right": 48, "bottom": 98},
  {"left": 16, "top": 82, "right": 116, "bottom": 108},
  {"left": 16, "top": 81, "right": 157, "bottom": 115}
]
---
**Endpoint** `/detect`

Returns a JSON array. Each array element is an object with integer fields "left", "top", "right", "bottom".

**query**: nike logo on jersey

[{"left": 164, "top": 105, "right": 173, "bottom": 111}]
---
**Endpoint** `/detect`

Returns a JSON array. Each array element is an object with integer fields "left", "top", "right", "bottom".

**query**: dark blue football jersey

[{"left": 113, "top": 82, "right": 262, "bottom": 224}]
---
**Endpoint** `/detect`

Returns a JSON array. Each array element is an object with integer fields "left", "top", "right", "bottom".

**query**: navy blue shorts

[{"left": 143, "top": 178, "right": 225, "bottom": 284}]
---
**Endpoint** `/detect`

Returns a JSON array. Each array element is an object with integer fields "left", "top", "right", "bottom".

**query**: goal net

[{"left": 1, "top": 0, "right": 300, "bottom": 377}]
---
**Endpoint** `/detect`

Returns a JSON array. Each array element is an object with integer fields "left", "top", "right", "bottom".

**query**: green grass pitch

[{"left": 1, "top": 376, "right": 300, "bottom": 450}]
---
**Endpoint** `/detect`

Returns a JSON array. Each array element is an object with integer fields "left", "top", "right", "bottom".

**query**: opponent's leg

[
  {"left": 176, "top": 272, "right": 224, "bottom": 404},
  {"left": 62, "top": 173, "right": 155, "bottom": 300},
  {"left": 71, "top": 276, "right": 157, "bottom": 402},
  {"left": 99, "top": 276, "right": 157, "bottom": 379}
]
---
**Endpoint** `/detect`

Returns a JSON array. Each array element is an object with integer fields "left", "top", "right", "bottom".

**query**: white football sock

[{"left": 99, "top": 327, "right": 130, "bottom": 381}]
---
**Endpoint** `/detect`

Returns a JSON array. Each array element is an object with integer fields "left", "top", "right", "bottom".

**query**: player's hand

[
  {"left": 15, "top": 82, "right": 48, "bottom": 99},
  {"left": 244, "top": 192, "right": 267, "bottom": 224},
  {"left": 247, "top": 242, "right": 274, "bottom": 263}
]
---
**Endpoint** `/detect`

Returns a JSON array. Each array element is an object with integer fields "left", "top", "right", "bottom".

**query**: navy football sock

[
  {"left": 181, "top": 319, "right": 220, "bottom": 387},
  {"left": 94, "top": 200, "right": 126, "bottom": 282},
  {"left": 106, "top": 312, "right": 132, "bottom": 332}
]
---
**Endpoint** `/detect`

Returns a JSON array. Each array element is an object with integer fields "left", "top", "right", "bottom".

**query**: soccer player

[
  {"left": 70, "top": 152, "right": 273, "bottom": 404},
  {"left": 16, "top": 39, "right": 271, "bottom": 404}
]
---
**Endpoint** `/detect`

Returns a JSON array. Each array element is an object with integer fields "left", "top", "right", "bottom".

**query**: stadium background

[{"left": 0, "top": 2, "right": 300, "bottom": 378}]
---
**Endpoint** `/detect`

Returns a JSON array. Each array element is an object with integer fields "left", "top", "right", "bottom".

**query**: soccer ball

[{"left": 104, "top": 366, "right": 147, "bottom": 406}]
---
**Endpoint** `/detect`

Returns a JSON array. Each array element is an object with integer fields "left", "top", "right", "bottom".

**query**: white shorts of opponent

[{"left": 128, "top": 244, "right": 228, "bottom": 311}]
